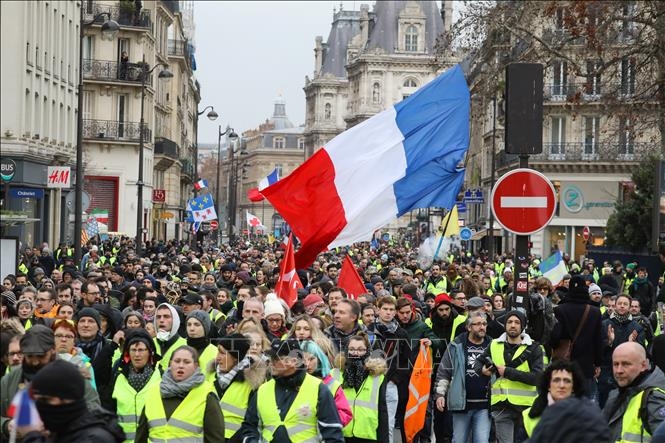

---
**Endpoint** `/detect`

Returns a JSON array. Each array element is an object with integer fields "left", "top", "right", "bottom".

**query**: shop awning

[{"left": 470, "top": 228, "right": 503, "bottom": 241}]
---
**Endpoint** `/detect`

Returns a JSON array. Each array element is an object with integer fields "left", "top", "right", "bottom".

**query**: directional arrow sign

[{"left": 491, "top": 168, "right": 556, "bottom": 235}]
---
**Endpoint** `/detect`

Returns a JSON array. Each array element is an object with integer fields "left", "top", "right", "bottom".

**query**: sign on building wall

[
  {"left": 152, "top": 189, "right": 166, "bottom": 202},
  {"left": 46, "top": 166, "right": 71, "bottom": 188},
  {"left": 559, "top": 181, "right": 616, "bottom": 219}
]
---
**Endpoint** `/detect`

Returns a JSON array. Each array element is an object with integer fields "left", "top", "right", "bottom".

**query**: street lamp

[
  {"left": 74, "top": 9, "right": 119, "bottom": 263},
  {"left": 190, "top": 105, "right": 217, "bottom": 248},
  {"left": 135, "top": 60, "right": 173, "bottom": 255},
  {"left": 216, "top": 125, "right": 239, "bottom": 245}
]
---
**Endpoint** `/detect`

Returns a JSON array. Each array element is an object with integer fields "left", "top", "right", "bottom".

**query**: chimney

[
  {"left": 442, "top": 1, "right": 453, "bottom": 34},
  {"left": 314, "top": 36, "right": 323, "bottom": 76},
  {"left": 360, "top": 4, "right": 370, "bottom": 48}
]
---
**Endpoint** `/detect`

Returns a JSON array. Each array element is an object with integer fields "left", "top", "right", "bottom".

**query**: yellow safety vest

[
  {"left": 208, "top": 309, "right": 224, "bottom": 323},
  {"left": 256, "top": 373, "right": 321, "bottom": 443},
  {"left": 618, "top": 387, "right": 665, "bottom": 443},
  {"left": 451, "top": 314, "right": 467, "bottom": 342},
  {"left": 425, "top": 278, "right": 447, "bottom": 295},
  {"left": 219, "top": 379, "right": 253, "bottom": 439},
  {"left": 198, "top": 344, "right": 218, "bottom": 382},
  {"left": 331, "top": 369, "right": 383, "bottom": 440},
  {"left": 489, "top": 341, "right": 537, "bottom": 407},
  {"left": 143, "top": 379, "right": 215, "bottom": 443},
  {"left": 521, "top": 407, "right": 540, "bottom": 437},
  {"left": 154, "top": 336, "right": 187, "bottom": 372},
  {"left": 112, "top": 369, "right": 161, "bottom": 442}
]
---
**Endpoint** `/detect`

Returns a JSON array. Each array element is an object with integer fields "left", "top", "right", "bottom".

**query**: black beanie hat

[
  {"left": 213, "top": 333, "right": 250, "bottom": 361},
  {"left": 76, "top": 307, "right": 101, "bottom": 329},
  {"left": 31, "top": 360, "right": 84, "bottom": 400},
  {"left": 123, "top": 328, "right": 156, "bottom": 357},
  {"left": 505, "top": 309, "right": 527, "bottom": 331}
]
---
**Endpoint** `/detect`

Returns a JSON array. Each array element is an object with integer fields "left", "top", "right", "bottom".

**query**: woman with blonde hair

[{"left": 288, "top": 314, "right": 336, "bottom": 364}]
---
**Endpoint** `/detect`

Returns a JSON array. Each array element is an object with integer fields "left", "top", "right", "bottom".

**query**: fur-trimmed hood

[
  {"left": 206, "top": 357, "right": 268, "bottom": 390},
  {"left": 334, "top": 353, "right": 388, "bottom": 377}
]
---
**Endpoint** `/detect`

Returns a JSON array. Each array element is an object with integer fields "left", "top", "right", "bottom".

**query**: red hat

[
  {"left": 303, "top": 294, "right": 325, "bottom": 315},
  {"left": 434, "top": 293, "right": 453, "bottom": 308}
]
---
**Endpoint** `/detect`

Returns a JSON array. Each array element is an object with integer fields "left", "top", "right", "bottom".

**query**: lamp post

[
  {"left": 216, "top": 125, "right": 238, "bottom": 245},
  {"left": 190, "top": 106, "right": 217, "bottom": 247},
  {"left": 488, "top": 94, "right": 497, "bottom": 261},
  {"left": 74, "top": 8, "right": 119, "bottom": 263},
  {"left": 135, "top": 60, "right": 173, "bottom": 256}
]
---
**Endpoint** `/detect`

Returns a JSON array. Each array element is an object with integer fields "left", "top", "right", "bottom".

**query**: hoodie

[{"left": 154, "top": 303, "right": 186, "bottom": 370}]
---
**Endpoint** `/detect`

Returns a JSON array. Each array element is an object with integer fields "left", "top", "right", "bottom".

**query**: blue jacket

[{"left": 434, "top": 332, "right": 491, "bottom": 411}]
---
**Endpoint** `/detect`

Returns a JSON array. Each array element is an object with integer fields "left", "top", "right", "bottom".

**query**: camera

[{"left": 481, "top": 355, "right": 496, "bottom": 371}]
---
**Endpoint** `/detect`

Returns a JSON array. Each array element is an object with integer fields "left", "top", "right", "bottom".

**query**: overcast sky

[{"left": 194, "top": 1, "right": 360, "bottom": 144}]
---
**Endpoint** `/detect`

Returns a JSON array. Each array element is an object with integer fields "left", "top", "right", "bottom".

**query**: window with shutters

[{"left": 84, "top": 176, "right": 119, "bottom": 231}]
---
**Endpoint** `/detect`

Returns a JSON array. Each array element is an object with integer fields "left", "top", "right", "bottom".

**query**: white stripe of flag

[{"left": 500, "top": 197, "right": 547, "bottom": 208}]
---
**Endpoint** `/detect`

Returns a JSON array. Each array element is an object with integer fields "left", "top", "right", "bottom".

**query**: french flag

[
  {"left": 263, "top": 65, "right": 470, "bottom": 268},
  {"left": 193, "top": 179, "right": 208, "bottom": 191},
  {"left": 248, "top": 168, "right": 280, "bottom": 202},
  {"left": 7, "top": 388, "right": 42, "bottom": 437}
]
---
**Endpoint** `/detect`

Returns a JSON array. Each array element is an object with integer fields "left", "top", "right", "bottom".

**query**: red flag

[
  {"left": 247, "top": 187, "right": 264, "bottom": 202},
  {"left": 337, "top": 255, "right": 367, "bottom": 300},
  {"left": 274, "top": 234, "right": 302, "bottom": 308}
]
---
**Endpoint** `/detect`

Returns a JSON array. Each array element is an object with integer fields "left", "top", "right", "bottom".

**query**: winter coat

[
  {"left": 550, "top": 292, "right": 603, "bottom": 378},
  {"left": 602, "top": 367, "right": 665, "bottom": 441},
  {"left": 529, "top": 397, "right": 610, "bottom": 443},
  {"left": 365, "top": 320, "right": 411, "bottom": 386},
  {"left": 629, "top": 278, "right": 656, "bottom": 316},
  {"left": 601, "top": 316, "right": 645, "bottom": 366},
  {"left": 398, "top": 312, "right": 439, "bottom": 363},
  {"left": 22, "top": 408, "right": 125, "bottom": 443}
]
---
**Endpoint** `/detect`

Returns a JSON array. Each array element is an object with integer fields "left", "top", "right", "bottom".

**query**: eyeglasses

[
  {"left": 36, "top": 297, "right": 52, "bottom": 302},
  {"left": 86, "top": 291, "right": 101, "bottom": 296},
  {"left": 537, "top": 287, "right": 549, "bottom": 292},
  {"left": 470, "top": 322, "right": 488, "bottom": 327},
  {"left": 455, "top": 296, "right": 467, "bottom": 300},
  {"left": 54, "top": 334, "right": 75, "bottom": 340},
  {"left": 266, "top": 318, "right": 283, "bottom": 324},
  {"left": 8, "top": 351, "right": 23, "bottom": 357},
  {"left": 348, "top": 348, "right": 367, "bottom": 353}
]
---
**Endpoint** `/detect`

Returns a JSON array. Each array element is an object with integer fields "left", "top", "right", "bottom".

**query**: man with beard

[
  {"left": 602, "top": 342, "right": 665, "bottom": 441},
  {"left": 216, "top": 264, "right": 235, "bottom": 290},
  {"left": 0, "top": 325, "right": 100, "bottom": 440},
  {"left": 240, "top": 339, "right": 344, "bottom": 443},
  {"left": 475, "top": 310, "right": 544, "bottom": 443},
  {"left": 153, "top": 303, "right": 187, "bottom": 371},
  {"left": 18, "top": 360, "right": 125, "bottom": 443}
]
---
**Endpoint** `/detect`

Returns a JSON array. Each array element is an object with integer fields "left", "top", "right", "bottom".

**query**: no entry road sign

[{"left": 491, "top": 168, "right": 556, "bottom": 235}]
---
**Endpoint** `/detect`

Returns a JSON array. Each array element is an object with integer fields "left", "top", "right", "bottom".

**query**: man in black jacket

[
  {"left": 20, "top": 360, "right": 124, "bottom": 443},
  {"left": 550, "top": 276, "right": 603, "bottom": 402}
]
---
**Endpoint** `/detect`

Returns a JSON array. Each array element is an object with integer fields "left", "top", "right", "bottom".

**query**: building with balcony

[
  {"left": 464, "top": 1, "right": 661, "bottom": 260},
  {"left": 224, "top": 97, "right": 305, "bottom": 236},
  {"left": 1, "top": 0, "right": 81, "bottom": 247}
]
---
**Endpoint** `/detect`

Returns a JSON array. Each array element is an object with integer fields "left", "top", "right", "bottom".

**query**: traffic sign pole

[{"left": 515, "top": 157, "right": 531, "bottom": 312}]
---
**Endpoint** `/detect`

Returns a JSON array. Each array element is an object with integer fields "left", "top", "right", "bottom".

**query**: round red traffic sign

[
  {"left": 582, "top": 225, "right": 590, "bottom": 241},
  {"left": 210, "top": 220, "right": 219, "bottom": 230},
  {"left": 491, "top": 168, "right": 556, "bottom": 235}
]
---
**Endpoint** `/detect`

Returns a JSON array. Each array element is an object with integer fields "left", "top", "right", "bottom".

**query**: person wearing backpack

[{"left": 550, "top": 276, "right": 603, "bottom": 403}]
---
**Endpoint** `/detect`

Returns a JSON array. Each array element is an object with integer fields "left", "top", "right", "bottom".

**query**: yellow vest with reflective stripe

[
  {"left": 144, "top": 379, "right": 214, "bottom": 443},
  {"left": 219, "top": 379, "right": 253, "bottom": 439},
  {"left": 331, "top": 369, "right": 383, "bottom": 440},
  {"left": 112, "top": 369, "right": 161, "bottom": 442},
  {"left": 521, "top": 407, "right": 540, "bottom": 437},
  {"left": 489, "top": 341, "right": 537, "bottom": 407},
  {"left": 154, "top": 336, "right": 187, "bottom": 372},
  {"left": 256, "top": 373, "right": 321, "bottom": 443},
  {"left": 618, "top": 387, "right": 665, "bottom": 443}
]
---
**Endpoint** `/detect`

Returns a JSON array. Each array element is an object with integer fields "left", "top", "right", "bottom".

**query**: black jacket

[
  {"left": 550, "top": 291, "right": 603, "bottom": 378},
  {"left": 23, "top": 408, "right": 125, "bottom": 443}
]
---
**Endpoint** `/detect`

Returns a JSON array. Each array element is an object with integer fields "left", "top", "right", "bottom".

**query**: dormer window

[{"left": 405, "top": 25, "right": 418, "bottom": 52}]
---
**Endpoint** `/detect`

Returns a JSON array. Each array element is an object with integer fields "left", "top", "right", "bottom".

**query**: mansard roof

[
  {"left": 366, "top": 1, "right": 443, "bottom": 54},
  {"left": 320, "top": 9, "right": 361, "bottom": 77}
]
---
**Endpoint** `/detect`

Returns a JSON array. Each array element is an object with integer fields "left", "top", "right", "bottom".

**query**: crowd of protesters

[{"left": 1, "top": 235, "right": 665, "bottom": 443}]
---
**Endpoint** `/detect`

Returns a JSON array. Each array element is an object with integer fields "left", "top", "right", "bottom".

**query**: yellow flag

[
  {"left": 268, "top": 233, "right": 275, "bottom": 245},
  {"left": 439, "top": 205, "right": 460, "bottom": 237}
]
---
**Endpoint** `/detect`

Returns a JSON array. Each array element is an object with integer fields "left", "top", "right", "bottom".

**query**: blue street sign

[
  {"left": 10, "top": 188, "right": 44, "bottom": 199},
  {"left": 382, "top": 233, "right": 390, "bottom": 242},
  {"left": 464, "top": 188, "right": 484, "bottom": 203},
  {"left": 459, "top": 227, "right": 473, "bottom": 241},
  {"left": 456, "top": 201, "right": 467, "bottom": 213}
]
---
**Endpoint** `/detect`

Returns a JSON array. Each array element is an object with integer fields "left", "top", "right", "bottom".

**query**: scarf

[
  {"left": 343, "top": 351, "right": 370, "bottom": 390},
  {"left": 632, "top": 276, "right": 648, "bottom": 287},
  {"left": 77, "top": 332, "right": 105, "bottom": 361},
  {"left": 216, "top": 355, "right": 253, "bottom": 391},
  {"left": 375, "top": 319, "right": 399, "bottom": 335},
  {"left": 187, "top": 336, "right": 210, "bottom": 355},
  {"left": 160, "top": 367, "right": 206, "bottom": 398},
  {"left": 127, "top": 364, "right": 155, "bottom": 392},
  {"left": 611, "top": 312, "right": 632, "bottom": 324}
]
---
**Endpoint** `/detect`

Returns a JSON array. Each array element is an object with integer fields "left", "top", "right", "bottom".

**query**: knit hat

[
  {"left": 588, "top": 284, "right": 602, "bottom": 296},
  {"left": 370, "top": 276, "right": 384, "bottom": 285},
  {"left": 123, "top": 328, "right": 156, "bottom": 357},
  {"left": 213, "top": 333, "right": 250, "bottom": 361},
  {"left": 16, "top": 298, "right": 34, "bottom": 310},
  {"left": 31, "top": 360, "right": 85, "bottom": 400},
  {"left": 236, "top": 271, "right": 251, "bottom": 284},
  {"left": 76, "top": 307, "right": 101, "bottom": 329},
  {"left": 264, "top": 295, "right": 285, "bottom": 318},
  {"left": 303, "top": 294, "right": 325, "bottom": 315},
  {"left": 505, "top": 310, "right": 527, "bottom": 331},
  {"left": 568, "top": 275, "right": 589, "bottom": 298},
  {"left": 626, "top": 263, "right": 636, "bottom": 271},
  {"left": 186, "top": 310, "right": 211, "bottom": 336},
  {"left": 2, "top": 290, "right": 17, "bottom": 307},
  {"left": 33, "top": 267, "right": 45, "bottom": 276},
  {"left": 434, "top": 293, "right": 453, "bottom": 309}
]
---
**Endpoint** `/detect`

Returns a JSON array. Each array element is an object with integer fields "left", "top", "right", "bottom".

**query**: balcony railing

[
  {"left": 544, "top": 82, "right": 638, "bottom": 101},
  {"left": 168, "top": 40, "right": 190, "bottom": 59},
  {"left": 84, "top": 2, "right": 152, "bottom": 29},
  {"left": 83, "top": 119, "right": 150, "bottom": 142},
  {"left": 82, "top": 59, "right": 152, "bottom": 86},
  {"left": 496, "top": 142, "right": 657, "bottom": 168},
  {"left": 154, "top": 137, "right": 178, "bottom": 159},
  {"left": 180, "top": 158, "right": 194, "bottom": 179},
  {"left": 161, "top": 0, "right": 179, "bottom": 14}
]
